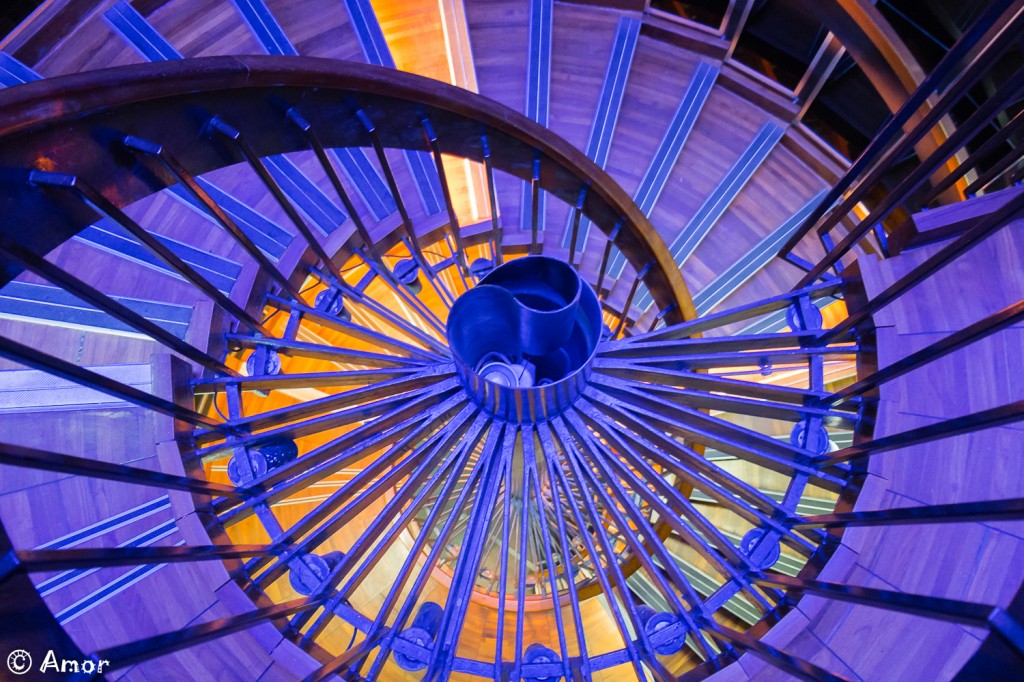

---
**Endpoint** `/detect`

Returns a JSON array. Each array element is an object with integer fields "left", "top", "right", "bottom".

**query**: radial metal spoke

[
  {"left": 305, "top": 631, "right": 385, "bottom": 682},
  {"left": 752, "top": 575, "right": 1024, "bottom": 662},
  {"left": 215, "top": 391, "right": 469, "bottom": 523},
  {"left": 602, "top": 331, "right": 831, "bottom": 357},
  {"left": 605, "top": 347, "right": 856, "bottom": 371},
  {"left": 612, "top": 262, "right": 651, "bottom": 338},
  {"left": 538, "top": 432, "right": 594, "bottom": 677},
  {"left": 286, "top": 107, "right": 381, "bottom": 266},
  {"left": 552, "top": 416, "right": 723, "bottom": 655},
  {"left": 197, "top": 379, "right": 458, "bottom": 461},
  {"left": 752, "top": 573, "right": 1018, "bottom": 636},
  {"left": 249, "top": 403, "right": 480, "bottom": 588},
  {"left": 29, "top": 171, "right": 268, "bottom": 334},
  {"left": 561, "top": 410, "right": 778, "bottom": 619},
  {"left": 544, "top": 420, "right": 674, "bottom": 682},
  {"left": 494, "top": 426, "right": 515, "bottom": 678},
  {"left": 595, "top": 220, "right": 622, "bottom": 297},
  {"left": 827, "top": 298, "right": 1024, "bottom": 405},
  {"left": 195, "top": 368, "right": 453, "bottom": 445},
  {"left": 574, "top": 398, "right": 822, "bottom": 553},
  {"left": 223, "top": 333, "right": 435, "bottom": 369},
  {"left": 192, "top": 368, "right": 421, "bottom": 393},
  {"left": 263, "top": 294, "right": 447, "bottom": 361},
  {"left": 626, "top": 281, "right": 842, "bottom": 344},
  {"left": 500, "top": 425, "right": 573, "bottom": 681},
  {"left": 426, "top": 427, "right": 511, "bottom": 680},
  {"left": 593, "top": 358, "right": 851, "bottom": 408},
  {"left": 421, "top": 116, "right": 470, "bottom": 279},
  {"left": 595, "top": 371, "right": 854, "bottom": 425},
  {"left": 355, "top": 255, "right": 452, "bottom": 338},
  {"left": 356, "top": 425, "right": 500, "bottom": 680},
  {"left": 586, "top": 381, "right": 848, "bottom": 490},
  {"left": 512, "top": 439, "right": 531, "bottom": 680},
  {"left": 0, "top": 442, "right": 243, "bottom": 499}
]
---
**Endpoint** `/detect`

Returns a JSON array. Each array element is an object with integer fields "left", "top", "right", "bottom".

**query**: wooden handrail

[{"left": 0, "top": 56, "right": 695, "bottom": 323}]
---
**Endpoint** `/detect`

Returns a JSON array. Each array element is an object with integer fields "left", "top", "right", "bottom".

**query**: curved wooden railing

[{"left": 0, "top": 55, "right": 694, "bottom": 323}]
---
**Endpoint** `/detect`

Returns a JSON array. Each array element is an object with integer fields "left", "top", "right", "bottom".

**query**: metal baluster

[
  {"left": 567, "top": 185, "right": 588, "bottom": 268},
  {"left": 0, "top": 238, "right": 235, "bottom": 375},
  {"left": 30, "top": 171, "right": 268, "bottom": 335},
  {"left": 121, "top": 134, "right": 303, "bottom": 300},
  {"left": 595, "top": 219, "right": 622, "bottom": 299},
  {"left": 207, "top": 116, "right": 347, "bottom": 285},
  {"left": 612, "top": 262, "right": 651, "bottom": 338},
  {"left": 481, "top": 134, "right": 503, "bottom": 265}
]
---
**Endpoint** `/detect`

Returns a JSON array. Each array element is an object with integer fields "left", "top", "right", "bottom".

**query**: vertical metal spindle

[
  {"left": 121, "top": 135, "right": 303, "bottom": 301},
  {"left": 646, "top": 303, "right": 677, "bottom": 334},
  {"left": 530, "top": 152, "right": 541, "bottom": 255},
  {"left": 285, "top": 109, "right": 381, "bottom": 266},
  {"left": 207, "top": 116, "right": 346, "bottom": 283},
  {"left": 316, "top": 264, "right": 448, "bottom": 343},
  {"left": 567, "top": 185, "right": 588, "bottom": 268},
  {"left": 355, "top": 110, "right": 417, "bottom": 251},
  {"left": 818, "top": 230, "right": 844, "bottom": 275},
  {"left": 354, "top": 108, "right": 456, "bottom": 308},
  {"left": 614, "top": 262, "right": 652, "bottom": 338},
  {"left": 421, "top": 116, "right": 470, "bottom": 281},
  {"left": 29, "top": 170, "right": 269, "bottom": 335},
  {"left": 481, "top": 134, "right": 503, "bottom": 265},
  {"left": 596, "top": 219, "right": 623, "bottom": 299},
  {"left": 284, "top": 112, "right": 447, "bottom": 333}
]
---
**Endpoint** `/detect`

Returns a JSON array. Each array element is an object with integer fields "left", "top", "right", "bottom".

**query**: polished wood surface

[{"left": 709, "top": 205, "right": 1024, "bottom": 680}]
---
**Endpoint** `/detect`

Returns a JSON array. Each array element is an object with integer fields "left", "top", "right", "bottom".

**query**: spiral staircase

[{"left": 0, "top": 1, "right": 1022, "bottom": 680}]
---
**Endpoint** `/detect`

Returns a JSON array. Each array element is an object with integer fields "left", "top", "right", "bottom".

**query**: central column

[{"left": 447, "top": 256, "right": 603, "bottom": 423}]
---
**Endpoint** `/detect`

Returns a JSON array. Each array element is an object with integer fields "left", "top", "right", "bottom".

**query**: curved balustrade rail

[{"left": 0, "top": 55, "right": 693, "bottom": 323}]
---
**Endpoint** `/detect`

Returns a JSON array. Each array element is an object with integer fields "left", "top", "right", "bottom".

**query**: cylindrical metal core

[{"left": 447, "top": 256, "right": 602, "bottom": 423}]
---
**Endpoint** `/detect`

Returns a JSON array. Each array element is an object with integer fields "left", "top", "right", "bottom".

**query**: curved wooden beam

[
  {"left": 791, "top": 0, "right": 948, "bottom": 158},
  {"left": 0, "top": 56, "right": 696, "bottom": 323}
]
